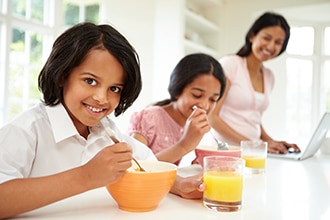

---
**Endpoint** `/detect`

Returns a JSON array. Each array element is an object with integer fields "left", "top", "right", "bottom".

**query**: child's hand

[
  {"left": 81, "top": 142, "right": 132, "bottom": 189},
  {"left": 180, "top": 107, "right": 210, "bottom": 152},
  {"left": 170, "top": 172, "right": 204, "bottom": 199}
]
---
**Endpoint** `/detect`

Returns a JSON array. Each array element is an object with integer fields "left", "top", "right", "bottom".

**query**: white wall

[
  {"left": 100, "top": 0, "right": 329, "bottom": 137},
  {"left": 100, "top": 0, "right": 188, "bottom": 131},
  {"left": 100, "top": 0, "right": 157, "bottom": 131}
]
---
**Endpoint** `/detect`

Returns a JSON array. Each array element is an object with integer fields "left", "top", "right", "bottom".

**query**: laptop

[{"left": 268, "top": 112, "right": 330, "bottom": 161}]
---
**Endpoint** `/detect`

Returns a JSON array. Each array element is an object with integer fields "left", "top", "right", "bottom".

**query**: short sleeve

[
  {"left": 263, "top": 67, "right": 275, "bottom": 92},
  {"left": 127, "top": 106, "right": 183, "bottom": 156},
  {"left": 127, "top": 107, "right": 158, "bottom": 145},
  {"left": 0, "top": 124, "right": 36, "bottom": 183},
  {"left": 219, "top": 55, "right": 242, "bottom": 82}
]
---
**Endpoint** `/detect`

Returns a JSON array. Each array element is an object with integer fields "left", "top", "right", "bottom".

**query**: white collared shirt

[{"left": 0, "top": 103, "right": 156, "bottom": 184}]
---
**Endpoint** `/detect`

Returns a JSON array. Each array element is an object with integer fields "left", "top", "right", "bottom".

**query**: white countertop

[{"left": 11, "top": 153, "right": 330, "bottom": 220}]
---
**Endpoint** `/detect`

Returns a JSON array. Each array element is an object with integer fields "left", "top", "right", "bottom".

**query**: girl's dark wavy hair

[
  {"left": 237, "top": 12, "right": 290, "bottom": 57},
  {"left": 38, "top": 22, "right": 141, "bottom": 116},
  {"left": 154, "top": 53, "right": 226, "bottom": 106}
]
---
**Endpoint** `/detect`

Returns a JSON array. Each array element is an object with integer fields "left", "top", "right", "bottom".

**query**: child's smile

[{"left": 86, "top": 105, "right": 104, "bottom": 113}]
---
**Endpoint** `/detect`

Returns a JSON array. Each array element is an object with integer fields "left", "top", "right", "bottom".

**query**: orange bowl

[
  {"left": 195, "top": 145, "right": 241, "bottom": 167},
  {"left": 106, "top": 160, "right": 177, "bottom": 212}
]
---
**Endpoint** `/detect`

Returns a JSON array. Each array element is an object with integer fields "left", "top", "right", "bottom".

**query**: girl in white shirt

[{"left": 0, "top": 22, "right": 203, "bottom": 219}]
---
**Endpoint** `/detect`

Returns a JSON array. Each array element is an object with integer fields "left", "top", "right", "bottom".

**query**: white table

[{"left": 11, "top": 153, "right": 330, "bottom": 220}]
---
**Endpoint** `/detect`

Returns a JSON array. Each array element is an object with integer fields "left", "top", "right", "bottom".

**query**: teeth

[
  {"left": 262, "top": 49, "right": 272, "bottom": 56},
  {"left": 87, "top": 105, "right": 103, "bottom": 113}
]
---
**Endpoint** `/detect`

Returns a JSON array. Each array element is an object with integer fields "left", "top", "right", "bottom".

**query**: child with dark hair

[
  {"left": 128, "top": 53, "right": 226, "bottom": 165},
  {"left": 0, "top": 23, "right": 204, "bottom": 219}
]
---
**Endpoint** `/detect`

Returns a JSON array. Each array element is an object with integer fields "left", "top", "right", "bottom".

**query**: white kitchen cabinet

[{"left": 184, "top": 0, "right": 222, "bottom": 57}]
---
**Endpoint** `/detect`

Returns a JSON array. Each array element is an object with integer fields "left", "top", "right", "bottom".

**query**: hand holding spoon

[
  {"left": 192, "top": 105, "right": 229, "bottom": 150},
  {"left": 102, "top": 119, "right": 148, "bottom": 172}
]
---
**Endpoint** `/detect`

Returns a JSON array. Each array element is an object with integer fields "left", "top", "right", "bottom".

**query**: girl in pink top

[
  {"left": 209, "top": 12, "right": 300, "bottom": 154},
  {"left": 128, "top": 53, "right": 227, "bottom": 165}
]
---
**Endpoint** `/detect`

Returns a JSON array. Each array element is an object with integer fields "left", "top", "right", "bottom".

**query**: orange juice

[
  {"left": 242, "top": 156, "right": 266, "bottom": 168},
  {"left": 203, "top": 170, "right": 243, "bottom": 202}
]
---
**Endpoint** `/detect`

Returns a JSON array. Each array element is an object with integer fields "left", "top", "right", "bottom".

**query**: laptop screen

[{"left": 301, "top": 112, "right": 330, "bottom": 158}]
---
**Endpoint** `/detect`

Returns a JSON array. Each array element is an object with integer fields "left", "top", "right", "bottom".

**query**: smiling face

[
  {"left": 62, "top": 48, "right": 125, "bottom": 136},
  {"left": 250, "top": 26, "right": 286, "bottom": 61},
  {"left": 174, "top": 73, "right": 221, "bottom": 119}
]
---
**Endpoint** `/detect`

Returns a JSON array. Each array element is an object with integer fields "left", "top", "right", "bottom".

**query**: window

[
  {"left": 324, "top": 27, "right": 330, "bottom": 113},
  {"left": 12, "top": 0, "right": 45, "bottom": 22},
  {"left": 0, "top": 0, "right": 53, "bottom": 125},
  {"left": 285, "top": 25, "right": 330, "bottom": 141},
  {"left": 286, "top": 27, "right": 314, "bottom": 56},
  {"left": 0, "top": 0, "right": 52, "bottom": 125},
  {"left": 325, "top": 60, "right": 330, "bottom": 110},
  {"left": 0, "top": 19, "right": 4, "bottom": 126},
  {"left": 0, "top": 0, "right": 100, "bottom": 127},
  {"left": 63, "top": 0, "right": 99, "bottom": 26},
  {"left": 0, "top": 0, "right": 4, "bottom": 13},
  {"left": 8, "top": 27, "right": 46, "bottom": 119},
  {"left": 325, "top": 27, "right": 330, "bottom": 55},
  {"left": 286, "top": 58, "right": 313, "bottom": 139}
]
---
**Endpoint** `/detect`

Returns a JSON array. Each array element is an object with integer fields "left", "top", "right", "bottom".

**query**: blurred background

[{"left": 0, "top": 0, "right": 329, "bottom": 146}]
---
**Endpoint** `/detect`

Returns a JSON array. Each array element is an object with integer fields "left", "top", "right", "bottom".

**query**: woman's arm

[{"left": 260, "top": 125, "right": 300, "bottom": 154}]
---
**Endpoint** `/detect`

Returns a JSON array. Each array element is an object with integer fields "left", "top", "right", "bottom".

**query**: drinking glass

[
  {"left": 241, "top": 140, "right": 268, "bottom": 174},
  {"left": 203, "top": 156, "right": 245, "bottom": 212}
]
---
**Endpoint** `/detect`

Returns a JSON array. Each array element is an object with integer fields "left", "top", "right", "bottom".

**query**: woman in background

[{"left": 209, "top": 12, "right": 300, "bottom": 154}]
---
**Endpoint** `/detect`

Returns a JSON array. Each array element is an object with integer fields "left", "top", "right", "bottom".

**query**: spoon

[
  {"left": 210, "top": 131, "right": 229, "bottom": 150},
  {"left": 131, "top": 157, "right": 147, "bottom": 172},
  {"left": 102, "top": 120, "right": 148, "bottom": 172}
]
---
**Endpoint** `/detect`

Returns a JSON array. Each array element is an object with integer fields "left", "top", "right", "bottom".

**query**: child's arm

[
  {"left": 0, "top": 142, "right": 132, "bottom": 219},
  {"left": 170, "top": 170, "right": 204, "bottom": 199},
  {"left": 155, "top": 108, "right": 210, "bottom": 163}
]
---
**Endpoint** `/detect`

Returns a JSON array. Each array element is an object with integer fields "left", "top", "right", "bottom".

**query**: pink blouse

[
  {"left": 216, "top": 55, "right": 275, "bottom": 144},
  {"left": 127, "top": 106, "right": 184, "bottom": 164}
]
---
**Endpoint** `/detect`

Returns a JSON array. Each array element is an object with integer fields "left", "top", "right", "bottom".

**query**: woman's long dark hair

[{"left": 237, "top": 12, "right": 290, "bottom": 57}]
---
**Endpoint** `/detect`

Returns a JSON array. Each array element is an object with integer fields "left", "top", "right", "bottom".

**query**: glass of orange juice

[
  {"left": 203, "top": 156, "right": 245, "bottom": 212},
  {"left": 241, "top": 140, "right": 268, "bottom": 174}
]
